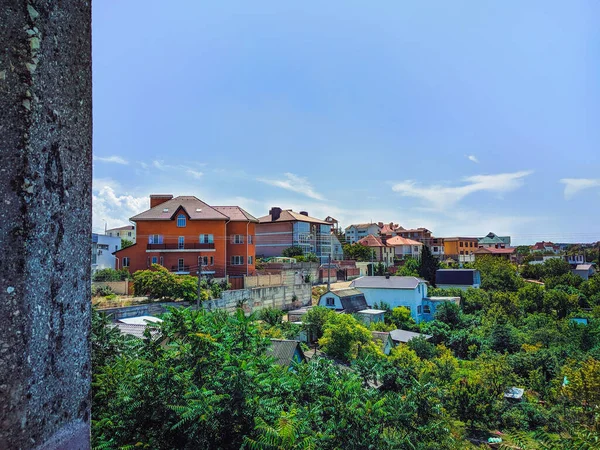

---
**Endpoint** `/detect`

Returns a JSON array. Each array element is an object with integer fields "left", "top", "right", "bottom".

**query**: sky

[{"left": 92, "top": 1, "right": 600, "bottom": 245}]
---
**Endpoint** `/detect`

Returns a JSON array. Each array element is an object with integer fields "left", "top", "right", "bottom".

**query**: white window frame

[
  {"left": 149, "top": 234, "right": 163, "bottom": 244},
  {"left": 423, "top": 305, "right": 431, "bottom": 314},
  {"left": 178, "top": 236, "right": 185, "bottom": 249},
  {"left": 248, "top": 234, "right": 253, "bottom": 244},
  {"left": 326, "top": 297, "right": 335, "bottom": 306},
  {"left": 123, "top": 257, "right": 130, "bottom": 267},
  {"left": 248, "top": 255, "right": 253, "bottom": 265},
  {"left": 199, "top": 234, "right": 214, "bottom": 244},
  {"left": 231, "top": 255, "right": 244, "bottom": 265},
  {"left": 177, "top": 214, "right": 186, "bottom": 227},
  {"left": 151, "top": 256, "right": 158, "bottom": 265},
  {"left": 233, "top": 234, "right": 244, "bottom": 244},
  {"left": 178, "top": 258, "right": 185, "bottom": 271}
]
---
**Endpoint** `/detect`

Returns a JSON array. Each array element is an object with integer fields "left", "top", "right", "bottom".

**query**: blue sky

[{"left": 92, "top": 1, "right": 600, "bottom": 244}]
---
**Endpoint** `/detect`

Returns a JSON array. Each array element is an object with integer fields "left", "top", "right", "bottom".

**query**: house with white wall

[
  {"left": 345, "top": 223, "right": 381, "bottom": 244},
  {"left": 92, "top": 233, "right": 121, "bottom": 274},
  {"left": 386, "top": 236, "right": 423, "bottom": 260},
  {"left": 350, "top": 275, "right": 460, "bottom": 323},
  {"left": 106, "top": 224, "right": 136, "bottom": 243}
]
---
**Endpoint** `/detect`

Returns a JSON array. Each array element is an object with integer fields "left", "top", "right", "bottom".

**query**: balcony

[{"left": 147, "top": 243, "right": 215, "bottom": 251}]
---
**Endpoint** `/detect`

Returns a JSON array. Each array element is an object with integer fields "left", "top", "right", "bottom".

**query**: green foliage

[
  {"left": 282, "top": 246, "right": 304, "bottom": 257},
  {"left": 318, "top": 314, "right": 381, "bottom": 362},
  {"left": 301, "top": 306, "right": 335, "bottom": 342},
  {"left": 342, "top": 243, "right": 372, "bottom": 262},
  {"left": 295, "top": 252, "right": 319, "bottom": 262},
  {"left": 475, "top": 256, "right": 523, "bottom": 291},
  {"left": 407, "top": 335, "right": 437, "bottom": 359},
  {"left": 92, "top": 268, "right": 130, "bottom": 282},
  {"left": 396, "top": 257, "right": 419, "bottom": 276},
  {"left": 434, "top": 301, "right": 462, "bottom": 326},
  {"left": 259, "top": 307, "right": 284, "bottom": 326},
  {"left": 121, "top": 238, "right": 134, "bottom": 249},
  {"left": 418, "top": 244, "right": 439, "bottom": 285},
  {"left": 387, "top": 306, "right": 417, "bottom": 331},
  {"left": 132, "top": 265, "right": 228, "bottom": 301},
  {"left": 92, "top": 284, "right": 114, "bottom": 297}
]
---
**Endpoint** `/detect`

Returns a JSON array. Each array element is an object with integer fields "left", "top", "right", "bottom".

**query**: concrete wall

[
  {"left": 93, "top": 280, "right": 129, "bottom": 295},
  {"left": 244, "top": 274, "right": 283, "bottom": 288},
  {"left": 203, "top": 283, "right": 312, "bottom": 314},
  {"left": 0, "top": 2, "right": 92, "bottom": 448},
  {"left": 99, "top": 301, "right": 189, "bottom": 322}
]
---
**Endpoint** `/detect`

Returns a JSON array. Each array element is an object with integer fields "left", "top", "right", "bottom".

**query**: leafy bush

[
  {"left": 92, "top": 285, "right": 114, "bottom": 297},
  {"left": 259, "top": 307, "right": 284, "bottom": 326},
  {"left": 92, "top": 268, "right": 130, "bottom": 282}
]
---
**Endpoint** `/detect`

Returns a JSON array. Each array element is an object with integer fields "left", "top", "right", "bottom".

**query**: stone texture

[{"left": 0, "top": 1, "right": 92, "bottom": 448}]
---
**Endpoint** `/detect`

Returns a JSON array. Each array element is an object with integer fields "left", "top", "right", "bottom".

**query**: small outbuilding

[
  {"left": 318, "top": 288, "right": 368, "bottom": 313},
  {"left": 371, "top": 331, "right": 394, "bottom": 355},
  {"left": 355, "top": 308, "right": 386, "bottom": 326},
  {"left": 267, "top": 339, "right": 306, "bottom": 369},
  {"left": 389, "top": 329, "right": 432, "bottom": 345},
  {"left": 572, "top": 264, "right": 596, "bottom": 281},
  {"left": 435, "top": 269, "right": 481, "bottom": 290}
]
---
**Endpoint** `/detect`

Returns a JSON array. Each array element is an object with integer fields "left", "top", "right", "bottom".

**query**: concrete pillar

[{"left": 0, "top": 1, "right": 92, "bottom": 449}]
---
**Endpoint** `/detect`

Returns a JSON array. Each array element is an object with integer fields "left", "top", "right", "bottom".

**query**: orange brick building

[{"left": 115, "top": 195, "right": 258, "bottom": 278}]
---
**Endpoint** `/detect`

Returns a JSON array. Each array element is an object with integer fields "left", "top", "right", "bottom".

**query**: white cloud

[
  {"left": 93, "top": 155, "right": 128, "bottom": 165},
  {"left": 92, "top": 180, "right": 147, "bottom": 233},
  {"left": 392, "top": 171, "right": 533, "bottom": 209},
  {"left": 186, "top": 169, "right": 204, "bottom": 179},
  {"left": 560, "top": 178, "right": 600, "bottom": 199},
  {"left": 467, "top": 155, "right": 479, "bottom": 163},
  {"left": 152, "top": 160, "right": 167, "bottom": 170},
  {"left": 257, "top": 172, "right": 325, "bottom": 201}
]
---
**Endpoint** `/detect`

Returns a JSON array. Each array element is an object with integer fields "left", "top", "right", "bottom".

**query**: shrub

[
  {"left": 92, "top": 285, "right": 114, "bottom": 297},
  {"left": 92, "top": 268, "right": 129, "bottom": 282}
]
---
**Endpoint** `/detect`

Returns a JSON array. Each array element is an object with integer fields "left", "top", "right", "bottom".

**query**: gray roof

[
  {"left": 356, "top": 309, "right": 386, "bottom": 315},
  {"left": 131, "top": 196, "right": 229, "bottom": 221},
  {"left": 332, "top": 288, "right": 364, "bottom": 298},
  {"left": 351, "top": 276, "right": 425, "bottom": 290},
  {"left": 575, "top": 264, "right": 594, "bottom": 270},
  {"left": 389, "top": 329, "right": 432, "bottom": 343},
  {"left": 258, "top": 209, "right": 329, "bottom": 225},
  {"left": 371, "top": 331, "right": 392, "bottom": 345},
  {"left": 267, "top": 339, "right": 305, "bottom": 367},
  {"left": 212, "top": 206, "right": 259, "bottom": 222}
]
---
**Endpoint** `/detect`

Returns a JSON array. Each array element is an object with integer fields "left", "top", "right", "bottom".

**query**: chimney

[
  {"left": 378, "top": 222, "right": 384, "bottom": 228},
  {"left": 269, "top": 207, "right": 282, "bottom": 221},
  {"left": 150, "top": 194, "right": 173, "bottom": 209},
  {"left": 299, "top": 211, "right": 308, "bottom": 216}
]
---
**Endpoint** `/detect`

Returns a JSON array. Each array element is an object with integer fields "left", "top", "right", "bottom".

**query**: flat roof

[
  {"left": 357, "top": 309, "right": 387, "bottom": 315},
  {"left": 118, "top": 316, "right": 163, "bottom": 325}
]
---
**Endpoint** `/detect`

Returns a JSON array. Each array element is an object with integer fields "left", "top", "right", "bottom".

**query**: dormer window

[
  {"left": 177, "top": 214, "right": 186, "bottom": 227},
  {"left": 163, "top": 208, "right": 169, "bottom": 213}
]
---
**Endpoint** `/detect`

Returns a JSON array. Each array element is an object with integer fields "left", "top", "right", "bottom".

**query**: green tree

[
  {"left": 387, "top": 306, "right": 417, "bottom": 330},
  {"left": 121, "top": 238, "right": 134, "bottom": 249},
  {"left": 418, "top": 244, "right": 439, "bottom": 285},
  {"left": 396, "top": 257, "right": 419, "bottom": 277},
  {"left": 259, "top": 307, "right": 284, "bottom": 326},
  {"left": 92, "top": 268, "right": 129, "bottom": 281},
  {"left": 475, "top": 256, "right": 522, "bottom": 291},
  {"left": 434, "top": 301, "right": 461, "bottom": 327},
  {"left": 342, "top": 243, "right": 372, "bottom": 262},
  {"left": 282, "top": 246, "right": 304, "bottom": 258},
  {"left": 301, "top": 306, "right": 336, "bottom": 342},
  {"left": 407, "top": 335, "right": 437, "bottom": 359},
  {"left": 318, "top": 314, "right": 381, "bottom": 362}
]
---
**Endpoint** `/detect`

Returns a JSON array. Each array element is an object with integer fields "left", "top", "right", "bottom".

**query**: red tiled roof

[
  {"left": 386, "top": 236, "right": 423, "bottom": 247},
  {"left": 131, "top": 196, "right": 229, "bottom": 221},
  {"left": 358, "top": 234, "right": 386, "bottom": 247},
  {"left": 212, "top": 206, "right": 259, "bottom": 222},
  {"left": 475, "top": 247, "right": 515, "bottom": 254}
]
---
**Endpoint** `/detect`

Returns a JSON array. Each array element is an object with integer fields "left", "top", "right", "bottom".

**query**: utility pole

[{"left": 196, "top": 254, "right": 203, "bottom": 309}]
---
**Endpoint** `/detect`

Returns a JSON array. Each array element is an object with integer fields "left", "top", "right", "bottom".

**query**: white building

[
  {"left": 345, "top": 223, "right": 381, "bottom": 244},
  {"left": 106, "top": 224, "right": 136, "bottom": 243},
  {"left": 386, "top": 236, "right": 423, "bottom": 259},
  {"left": 92, "top": 233, "right": 121, "bottom": 273}
]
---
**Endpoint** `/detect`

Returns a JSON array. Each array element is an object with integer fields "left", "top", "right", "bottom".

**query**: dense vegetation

[{"left": 93, "top": 256, "right": 600, "bottom": 449}]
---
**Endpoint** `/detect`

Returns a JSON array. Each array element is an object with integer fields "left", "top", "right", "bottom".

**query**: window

[
  {"left": 423, "top": 305, "right": 431, "bottom": 314},
  {"left": 160, "top": 256, "right": 163, "bottom": 266},
  {"left": 460, "top": 251, "right": 464, "bottom": 255},
  {"left": 151, "top": 256, "right": 158, "bottom": 264},
  {"left": 116, "top": 232, "right": 120, "bottom": 237},
  {"left": 123, "top": 257, "right": 130, "bottom": 267},
  {"left": 231, "top": 255, "right": 244, "bottom": 265},
  {"left": 233, "top": 234, "right": 244, "bottom": 244},
  {"left": 248, "top": 256, "right": 253, "bottom": 265},
  {"left": 177, "top": 214, "right": 186, "bottom": 227},
  {"left": 178, "top": 258, "right": 185, "bottom": 271},
  {"left": 433, "top": 247, "right": 438, "bottom": 252},
  {"left": 417, "top": 305, "right": 422, "bottom": 314},
  {"left": 248, "top": 234, "right": 253, "bottom": 244},
  {"left": 459, "top": 242, "right": 463, "bottom": 247},
  {"left": 198, "top": 256, "right": 214, "bottom": 266},
  {"left": 149, "top": 234, "right": 163, "bottom": 244},
  {"left": 178, "top": 236, "right": 185, "bottom": 249},
  {"left": 326, "top": 297, "right": 335, "bottom": 306},
  {"left": 128, "top": 231, "right": 132, "bottom": 237},
  {"left": 199, "top": 234, "right": 214, "bottom": 244}
]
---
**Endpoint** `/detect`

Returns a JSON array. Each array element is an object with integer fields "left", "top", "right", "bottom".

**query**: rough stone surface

[{"left": 0, "top": 1, "right": 92, "bottom": 449}]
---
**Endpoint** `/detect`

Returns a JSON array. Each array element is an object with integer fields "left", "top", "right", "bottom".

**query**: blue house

[
  {"left": 350, "top": 275, "right": 460, "bottom": 323},
  {"left": 436, "top": 269, "right": 481, "bottom": 290}
]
